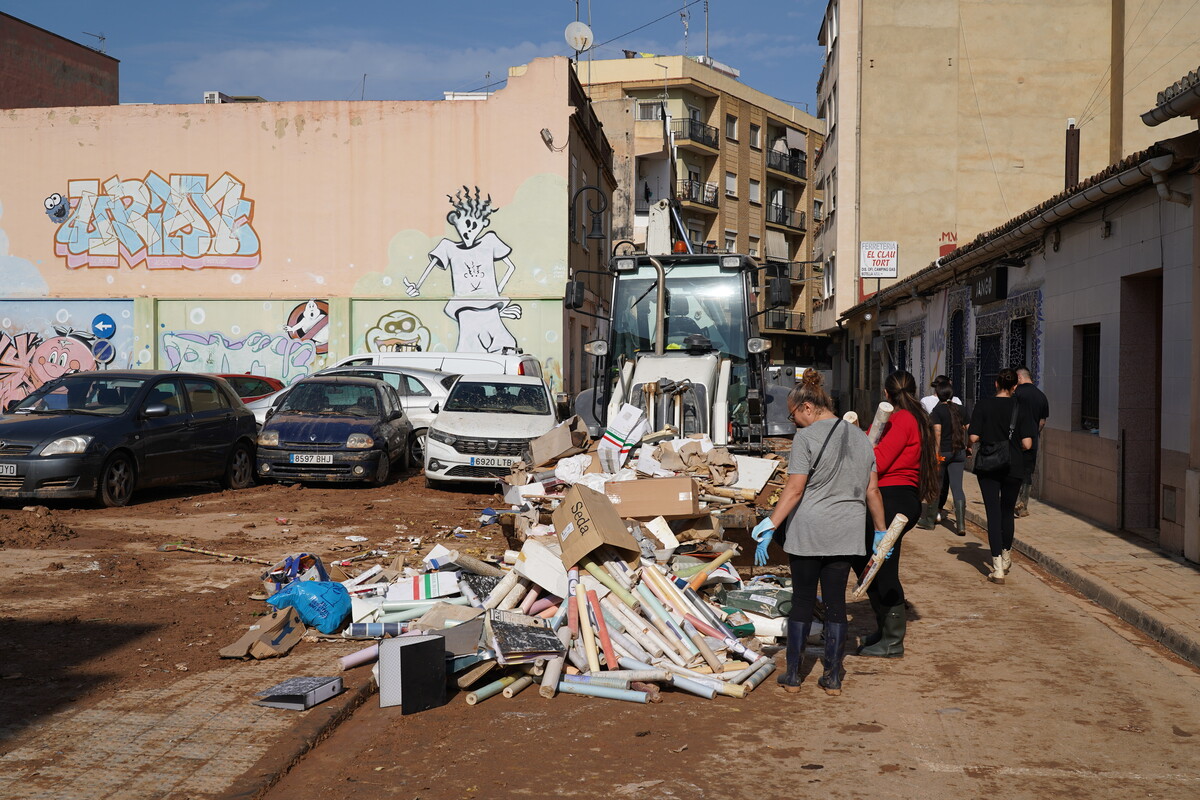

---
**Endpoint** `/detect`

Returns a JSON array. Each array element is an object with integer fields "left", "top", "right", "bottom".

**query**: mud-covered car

[
  {"left": 255, "top": 375, "right": 411, "bottom": 485},
  {"left": 0, "top": 371, "right": 257, "bottom": 507}
]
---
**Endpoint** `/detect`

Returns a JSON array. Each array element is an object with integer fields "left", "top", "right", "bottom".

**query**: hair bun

[{"left": 801, "top": 368, "right": 823, "bottom": 388}]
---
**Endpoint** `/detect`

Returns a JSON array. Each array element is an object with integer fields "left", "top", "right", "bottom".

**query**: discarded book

[{"left": 254, "top": 676, "right": 343, "bottom": 710}]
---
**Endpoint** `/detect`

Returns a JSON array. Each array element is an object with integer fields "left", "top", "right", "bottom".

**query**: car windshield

[
  {"left": 280, "top": 382, "right": 379, "bottom": 416},
  {"left": 14, "top": 375, "right": 146, "bottom": 416},
  {"left": 444, "top": 381, "right": 549, "bottom": 415}
]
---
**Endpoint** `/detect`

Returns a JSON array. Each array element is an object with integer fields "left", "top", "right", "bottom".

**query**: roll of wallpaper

[
  {"left": 466, "top": 675, "right": 516, "bottom": 705},
  {"left": 555, "top": 681, "right": 649, "bottom": 704},
  {"left": 502, "top": 675, "right": 535, "bottom": 698},
  {"left": 867, "top": 401, "right": 894, "bottom": 446},
  {"left": 339, "top": 643, "right": 379, "bottom": 670}
]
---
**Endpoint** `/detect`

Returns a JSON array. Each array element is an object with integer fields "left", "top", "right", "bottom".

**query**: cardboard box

[
  {"left": 528, "top": 415, "right": 589, "bottom": 467},
  {"left": 551, "top": 484, "right": 642, "bottom": 570},
  {"left": 605, "top": 476, "right": 702, "bottom": 520}
]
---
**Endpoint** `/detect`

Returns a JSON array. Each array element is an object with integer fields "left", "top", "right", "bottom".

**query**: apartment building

[
  {"left": 1, "top": 12, "right": 119, "bottom": 108},
  {"left": 812, "top": 0, "right": 1200, "bottom": 334},
  {"left": 582, "top": 55, "right": 827, "bottom": 365}
]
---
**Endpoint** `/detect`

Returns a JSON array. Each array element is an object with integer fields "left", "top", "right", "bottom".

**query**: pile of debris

[{"left": 210, "top": 405, "right": 806, "bottom": 712}]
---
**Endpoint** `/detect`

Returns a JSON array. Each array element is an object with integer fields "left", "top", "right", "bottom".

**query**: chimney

[{"left": 1064, "top": 118, "right": 1080, "bottom": 190}]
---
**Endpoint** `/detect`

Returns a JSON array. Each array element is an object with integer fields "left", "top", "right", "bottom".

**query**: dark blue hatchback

[
  {"left": 0, "top": 370, "right": 258, "bottom": 507},
  {"left": 255, "top": 375, "right": 412, "bottom": 485}
]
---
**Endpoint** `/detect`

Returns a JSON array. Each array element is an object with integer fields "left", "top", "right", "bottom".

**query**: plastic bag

[{"left": 266, "top": 580, "right": 351, "bottom": 634}]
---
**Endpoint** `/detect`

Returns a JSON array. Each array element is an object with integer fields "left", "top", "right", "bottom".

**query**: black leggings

[
  {"left": 854, "top": 484, "right": 921, "bottom": 608},
  {"left": 977, "top": 473, "right": 1022, "bottom": 556},
  {"left": 788, "top": 555, "right": 853, "bottom": 625}
]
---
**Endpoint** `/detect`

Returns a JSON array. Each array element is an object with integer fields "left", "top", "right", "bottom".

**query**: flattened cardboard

[
  {"left": 528, "top": 415, "right": 589, "bottom": 467},
  {"left": 551, "top": 484, "right": 641, "bottom": 570},
  {"left": 605, "top": 476, "right": 702, "bottom": 520},
  {"left": 219, "top": 607, "right": 306, "bottom": 660}
]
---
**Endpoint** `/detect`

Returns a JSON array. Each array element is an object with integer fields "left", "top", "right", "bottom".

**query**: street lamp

[{"left": 570, "top": 185, "right": 609, "bottom": 241}]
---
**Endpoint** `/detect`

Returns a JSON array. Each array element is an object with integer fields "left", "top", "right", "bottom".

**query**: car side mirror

[
  {"left": 143, "top": 403, "right": 170, "bottom": 418},
  {"left": 564, "top": 279, "right": 586, "bottom": 310},
  {"left": 767, "top": 276, "right": 791, "bottom": 307},
  {"left": 428, "top": 401, "right": 440, "bottom": 414},
  {"left": 390, "top": 410, "right": 403, "bottom": 421},
  {"left": 3, "top": 399, "right": 17, "bottom": 413}
]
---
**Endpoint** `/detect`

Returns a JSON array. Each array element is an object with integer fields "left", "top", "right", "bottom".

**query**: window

[
  {"left": 823, "top": 253, "right": 836, "bottom": 301},
  {"left": 725, "top": 114, "right": 738, "bottom": 140},
  {"left": 1008, "top": 317, "right": 1029, "bottom": 369},
  {"left": 404, "top": 375, "right": 432, "bottom": 397},
  {"left": 748, "top": 236, "right": 760, "bottom": 257},
  {"left": 748, "top": 179, "right": 761, "bottom": 204},
  {"left": 637, "top": 101, "right": 664, "bottom": 120},
  {"left": 749, "top": 124, "right": 761, "bottom": 148},
  {"left": 1078, "top": 324, "right": 1101, "bottom": 431},
  {"left": 570, "top": 156, "right": 579, "bottom": 243},
  {"left": 183, "top": 379, "right": 228, "bottom": 412},
  {"left": 725, "top": 171, "right": 737, "bottom": 197},
  {"left": 147, "top": 380, "right": 185, "bottom": 416},
  {"left": 724, "top": 231, "right": 737, "bottom": 252},
  {"left": 688, "top": 225, "right": 704, "bottom": 246},
  {"left": 581, "top": 171, "right": 590, "bottom": 250},
  {"left": 688, "top": 105, "right": 701, "bottom": 122}
]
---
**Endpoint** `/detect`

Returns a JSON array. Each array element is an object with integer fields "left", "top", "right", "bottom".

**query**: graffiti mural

[
  {"left": 403, "top": 187, "right": 523, "bottom": 353},
  {"left": 162, "top": 331, "right": 316, "bottom": 384},
  {"left": 284, "top": 299, "right": 330, "bottom": 355},
  {"left": 363, "top": 309, "right": 431, "bottom": 353},
  {"left": 0, "top": 301, "right": 134, "bottom": 407},
  {"left": 53, "top": 171, "right": 261, "bottom": 270}
]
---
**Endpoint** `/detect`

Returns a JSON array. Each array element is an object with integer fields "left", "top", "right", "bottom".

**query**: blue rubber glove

[
  {"left": 873, "top": 530, "right": 892, "bottom": 560},
  {"left": 752, "top": 518, "right": 775, "bottom": 566}
]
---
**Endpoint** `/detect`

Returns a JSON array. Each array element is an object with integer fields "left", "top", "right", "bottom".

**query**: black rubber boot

[
  {"left": 916, "top": 502, "right": 937, "bottom": 530},
  {"left": 778, "top": 620, "right": 811, "bottom": 693},
  {"left": 857, "top": 604, "right": 906, "bottom": 658},
  {"left": 953, "top": 500, "right": 967, "bottom": 536},
  {"left": 817, "top": 621, "right": 848, "bottom": 695},
  {"left": 859, "top": 593, "right": 886, "bottom": 649}
]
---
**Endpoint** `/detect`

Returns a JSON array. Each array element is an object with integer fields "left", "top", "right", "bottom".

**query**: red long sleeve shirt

[{"left": 874, "top": 408, "right": 921, "bottom": 488}]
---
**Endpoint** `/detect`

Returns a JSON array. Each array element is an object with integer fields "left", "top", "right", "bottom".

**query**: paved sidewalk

[{"left": 955, "top": 477, "right": 1200, "bottom": 669}]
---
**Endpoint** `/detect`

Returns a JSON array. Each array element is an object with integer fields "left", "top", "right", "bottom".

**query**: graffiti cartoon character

[
  {"left": 29, "top": 331, "right": 97, "bottom": 384},
  {"left": 365, "top": 310, "right": 430, "bottom": 353},
  {"left": 284, "top": 299, "right": 329, "bottom": 354},
  {"left": 44, "top": 193, "right": 70, "bottom": 223},
  {"left": 403, "top": 187, "right": 522, "bottom": 354}
]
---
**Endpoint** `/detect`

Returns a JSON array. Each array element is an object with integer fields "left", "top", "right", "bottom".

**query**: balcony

[
  {"left": 761, "top": 309, "right": 807, "bottom": 333},
  {"left": 766, "top": 149, "right": 807, "bottom": 181},
  {"left": 767, "top": 205, "right": 806, "bottom": 231},
  {"left": 677, "top": 180, "right": 719, "bottom": 210},
  {"left": 670, "top": 118, "right": 719, "bottom": 152}
]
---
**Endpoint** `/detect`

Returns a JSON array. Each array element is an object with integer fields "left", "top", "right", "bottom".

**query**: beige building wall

[
  {"left": 813, "top": 0, "right": 1200, "bottom": 333},
  {"left": 0, "top": 57, "right": 614, "bottom": 399}
]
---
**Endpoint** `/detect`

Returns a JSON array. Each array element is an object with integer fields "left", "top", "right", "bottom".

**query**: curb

[
  {"left": 964, "top": 508, "right": 1200, "bottom": 669},
  {"left": 225, "top": 669, "right": 378, "bottom": 800}
]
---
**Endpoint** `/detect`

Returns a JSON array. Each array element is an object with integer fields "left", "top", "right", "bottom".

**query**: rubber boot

[
  {"left": 778, "top": 620, "right": 811, "bottom": 693},
  {"left": 817, "top": 621, "right": 848, "bottom": 696},
  {"left": 859, "top": 593, "right": 886, "bottom": 649},
  {"left": 857, "top": 604, "right": 906, "bottom": 658},
  {"left": 1015, "top": 483, "right": 1030, "bottom": 517},
  {"left": 916, "top": 502, "right": 937, "bottom": 530},
  {"left": 953, "top": 500, "right": 967, "bottom": 536},
  {"left": 989, "top": 555, "right": 1007, "bottom": 584},
  {"left": 1001, "top": 548, "right": 1013, "bottom": 572}
]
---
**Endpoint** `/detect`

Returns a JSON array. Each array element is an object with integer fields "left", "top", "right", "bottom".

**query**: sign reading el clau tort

[
  {"left": 971, "top": 267, "right": 1008, "bottom": 305},
  {"left": 859, "top": 241, "right": 898, "bottom": 279}
]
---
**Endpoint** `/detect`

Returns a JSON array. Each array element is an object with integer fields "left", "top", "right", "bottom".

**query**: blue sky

[{"left": 7, "top": 0, "right": 827, "bottom": 113}]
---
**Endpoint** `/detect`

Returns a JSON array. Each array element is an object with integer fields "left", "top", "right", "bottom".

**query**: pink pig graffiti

[{"left": 30, "top": 336, "right": 97, "bottom": 384}]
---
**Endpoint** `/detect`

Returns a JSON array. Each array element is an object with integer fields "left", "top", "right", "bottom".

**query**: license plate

[
  {"left": 290, "top": 453, "right": 333, "bottom": 465},
  {"left": 470, "top": 455, "right": 515, "bottom": 468},
  {"left": 0, "top": 463, "right": 14, "bottom": 476}
]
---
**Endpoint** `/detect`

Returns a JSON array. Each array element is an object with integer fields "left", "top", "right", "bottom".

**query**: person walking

[
  {"left": 969, "top": 368, "right": 1036, "bottom": 584},
  {"left": 917, "top": 376, "right": 961, "bottom": 528},
  {"left": 930, "top": 382, "right": 970, "bottom": 535},
  {"left": 751, "top": 370, "right": 885, "bottom": 696},
  {"left": 855, "top": 370, "right": 939, "bottom": 658},
  {"left": 1013, "top": 366, "right": 1049, "bottom": 517}
]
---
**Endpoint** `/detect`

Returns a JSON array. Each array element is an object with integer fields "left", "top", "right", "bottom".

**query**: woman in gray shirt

[{"left": 753, "top": 370, "right": 886, "bottom": 695}]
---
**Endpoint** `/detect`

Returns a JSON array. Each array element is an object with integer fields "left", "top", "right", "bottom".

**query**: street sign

[
  {"left": 91, "top": 313, "right": 116, "bottom": 339},
  {"left": 860, "top": 241, "right": 898, "bottom": 279},
  {"left": 971, "top": 266, "right": 1008, "bottom": 304}
]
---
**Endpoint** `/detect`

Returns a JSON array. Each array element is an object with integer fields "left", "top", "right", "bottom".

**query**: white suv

[
  {"left": 423, "top": 374, "right": 557, "bottom": 488},
  {"left": 331, "top": 351, "right": 542, "bottom": 379}
]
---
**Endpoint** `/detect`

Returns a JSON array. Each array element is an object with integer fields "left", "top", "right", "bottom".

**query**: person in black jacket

[
  {"left": 1013, "top": 366, "right": 1049, "bottom": 517},
  {"left": 968, "top": 368, "right": 1036, "bottom": 584}
]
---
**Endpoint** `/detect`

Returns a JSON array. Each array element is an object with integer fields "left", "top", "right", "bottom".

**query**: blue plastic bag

[{"left": 266, "top": 580, "right": 350, "bottom": 635}]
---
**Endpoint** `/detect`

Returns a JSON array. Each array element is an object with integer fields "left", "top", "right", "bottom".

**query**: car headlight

[
  {"left": 428, "top": 428, "right": 456, "bottom": 446},
  {"left": 257, "top": 430, "right": 280, "bottom": 446},
  {"left": 39, "top": 435, "right": 94, "bottom": 456},
  {"left": 346, "top": 433, "right": 374, "bottom": 449}
]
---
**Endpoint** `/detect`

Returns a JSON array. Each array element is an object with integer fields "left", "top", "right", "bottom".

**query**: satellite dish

[{"left": 565, "top": 21, "right": 594, "bottom": 53}]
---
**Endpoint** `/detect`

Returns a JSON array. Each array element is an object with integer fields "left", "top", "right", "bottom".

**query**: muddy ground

[{"left": 0, "top": 470, "right": 495, "bottom": 751}]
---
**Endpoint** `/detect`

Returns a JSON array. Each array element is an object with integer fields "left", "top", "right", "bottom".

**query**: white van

[{"left": 331, "top": 351, "right": 543, "bottom": 379}]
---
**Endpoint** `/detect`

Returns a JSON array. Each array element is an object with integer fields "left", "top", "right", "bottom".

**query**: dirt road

[{"left": 2, "top": 473, "right": 1199, "bottom": 800}]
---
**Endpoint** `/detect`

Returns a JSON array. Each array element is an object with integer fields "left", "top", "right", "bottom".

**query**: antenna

[
  {"left": 704, "top": 1, "right": 710, "bottom": 60},
  {"left": 681, "top": 9, "right": 690, "bottom": 57},
  {"left": 360, "top": 73, "right": 367, "bottom": 101},
  {"left": 82, "top": 31, "right": 106, "bottom": 54}
]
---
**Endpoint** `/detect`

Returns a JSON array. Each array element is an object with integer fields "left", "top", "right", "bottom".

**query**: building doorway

[
  {"left": 1118, "top": 272, "right": 1162, "bottom": 535},
  {"left": 976, "top": 334, "right": 1001, "bottom": 401}
]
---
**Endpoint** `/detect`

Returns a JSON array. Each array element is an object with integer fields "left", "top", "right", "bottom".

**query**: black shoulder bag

[
  {"left": 808, "top": 418, "right": 844, "bottom": 477},
  {"left": 972, "top": 402, "right": 1018, "bottom": 474}
]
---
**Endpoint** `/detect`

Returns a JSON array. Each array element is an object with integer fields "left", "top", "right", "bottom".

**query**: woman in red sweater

[{"left": 855, "top": 370, "right": 939, "bottom": 658}]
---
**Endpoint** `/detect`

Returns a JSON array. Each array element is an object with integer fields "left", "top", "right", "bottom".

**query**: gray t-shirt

[{"left": 782, "top": 417, "right": 877, "bottom": 557}]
